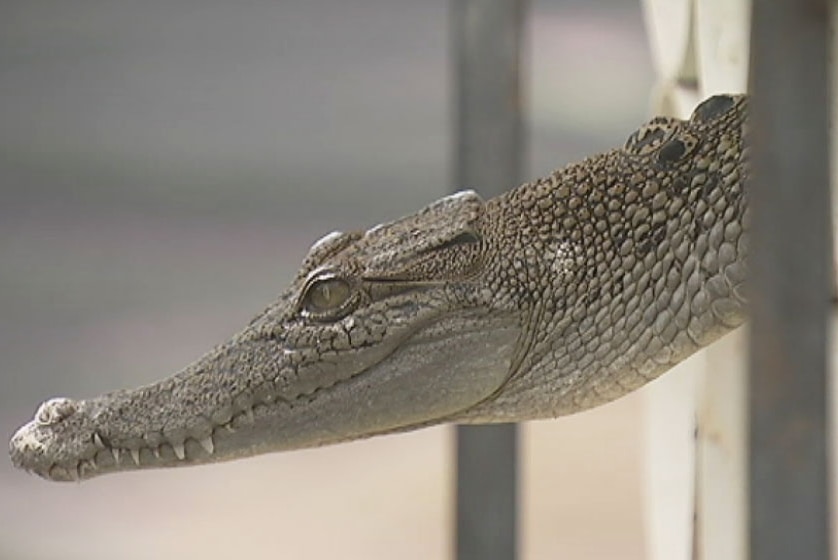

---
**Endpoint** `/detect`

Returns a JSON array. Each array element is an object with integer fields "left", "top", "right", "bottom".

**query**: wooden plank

[
  {"left": 692, "top": 2, "right": 750, "bottom": 558},
  {"left": 640, "top": 3, "right": 700, "bottom": 559}
]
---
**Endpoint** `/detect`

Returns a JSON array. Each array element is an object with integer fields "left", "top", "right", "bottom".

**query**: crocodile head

[
  {"left": 10, "top": 93, "right": 751, "bottom": 481},
  {"left": 9, "top": 191, "right": 522, "bottom": 481}
]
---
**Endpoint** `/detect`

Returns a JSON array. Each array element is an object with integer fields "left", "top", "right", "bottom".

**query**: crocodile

[{"left": 9, "top": 93, "right": 749, "bottom": 482}]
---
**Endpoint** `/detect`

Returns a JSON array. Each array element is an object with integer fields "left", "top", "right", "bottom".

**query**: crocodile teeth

[
  {"left": 130, "top": 448, "right": 141, "bottom": 466},
  {"left": 92, "top": 432, "right": 106, "bottom": 449},
  {"left": 173, "top": 442, "right": 186, "bottom": 460},
  {"left": 152, "top": 446, "right": 161, "bottom": 459},
  {"left": 223, "top": 424, "right": 235, "bottom": 434},
  {"left": 199, "top": 436, "right": 214, "bottom": 455},
  {"left": 111, "top": 448, "right": 121, "bottom": 465},
  {"left": 246, "top": 408, "right": 255, "bottom": 424}
]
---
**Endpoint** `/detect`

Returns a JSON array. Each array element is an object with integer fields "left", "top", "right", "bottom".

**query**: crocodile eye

[{"left": 303, "top": 276, "right": 352, "bottom": 315}]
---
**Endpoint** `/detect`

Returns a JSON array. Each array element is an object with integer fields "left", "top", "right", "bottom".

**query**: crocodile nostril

[{"left": 35, "top": 398, "right": 78, "bottom": 426}]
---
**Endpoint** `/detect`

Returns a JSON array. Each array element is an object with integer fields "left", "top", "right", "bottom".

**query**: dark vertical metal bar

[
  {"left": 451, "top": 2, "right": 526, "bottom": 560},
  {"left": 747, "top": 1, "right": 832, "bottom": 559}
]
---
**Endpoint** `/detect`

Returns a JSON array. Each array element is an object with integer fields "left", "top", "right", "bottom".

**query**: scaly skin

[{"left": 9, "top": 94, "right": 749, "bottom": 482}]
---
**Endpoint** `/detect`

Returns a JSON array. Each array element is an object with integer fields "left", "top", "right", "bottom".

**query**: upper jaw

[
  {"left": 8, "top": 329, "right": 305, "bottom": 481},
  {"left": 8, "top": 388, "right": 296, "bottom": 482}
]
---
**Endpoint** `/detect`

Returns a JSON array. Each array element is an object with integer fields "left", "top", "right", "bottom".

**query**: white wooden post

[
  {"left": 640, "top": 1, "right": 750, "bottom": 559},
  {"left": 641, "top": 3, "right": 701, "bottom": 559},
  {"left": 692, "top": 5, "right": 750, "bottom": 559}
]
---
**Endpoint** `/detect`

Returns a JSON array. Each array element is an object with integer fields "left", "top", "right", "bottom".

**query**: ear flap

[{"left": 360, "top": 190, "right": 485, "bottom": 282}]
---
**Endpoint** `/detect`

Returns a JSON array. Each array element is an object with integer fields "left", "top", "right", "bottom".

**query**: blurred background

[{"left": 0, "top": 1, "right": 655, "bottom": 558}]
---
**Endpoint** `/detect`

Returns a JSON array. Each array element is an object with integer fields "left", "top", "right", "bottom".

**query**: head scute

[
  {"left": 300, "top": 230, "right": 363, "bottom": 276},
  {"left": 360, "top": 190, "right": 485, "bottom": 282}
]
